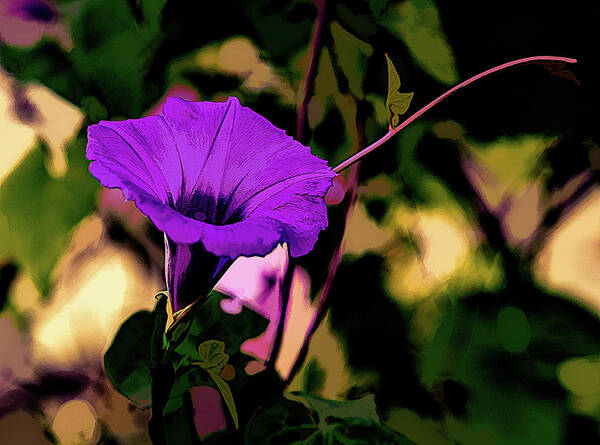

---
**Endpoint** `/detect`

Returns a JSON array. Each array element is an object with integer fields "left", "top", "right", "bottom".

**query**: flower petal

[
  {"left": 241, "top": 173, "right": 333, "bottom": 257},
  {"left": 165, "top": 236, "right": 229, "bottom": 312},
  {"left": 101, "top": 176, "right": 294, "bottom": 261},
  {"left": 160, "top": 97, "right": 237, "bottom": 221},
  {"left": 160, "top": 97, "right": 335, "bottom": 254},
  {"left": 87, "top": 116, "right": 183, "bottom": 206},
  {"left": 190, "top": 386, "right": 227, "bottom": 438}
]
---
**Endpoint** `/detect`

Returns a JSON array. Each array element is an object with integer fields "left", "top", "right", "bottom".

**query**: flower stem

[
  {"left": 284, "top": 162, "right": 361, "bottom": 386},
  {"left": 296, "top": 0, "right": 327, "bottom": 142},
  {"left": 284, "top": 106, "right": 365, "bottom": 387},
  {"left": 266, "top": 256, "right": 295, "bottom": 371},
  {"left": 333, "top": 56, "right": 577, "bottom": 174},
  {"left": 272, "top": 0, "right": 327, "bottom": 373}
]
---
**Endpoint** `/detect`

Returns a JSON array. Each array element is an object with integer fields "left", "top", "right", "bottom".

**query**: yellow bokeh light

[
  {"left": 418, "top": 213, "right": 470, "bottom": 280},
  {"left": 52, "top": 400, "right": 99, "bottom": 445},
  {"left": 534, "top": 188, "right": 600, "bottom": 313},
  {"left": 0, "top": 74, "right": 36, "bottom": 184},
  {"left": 25, "top": 83, "right": 83, "bottom": 177},
  {"left": 386, "top": 206, "right": 472, "bottom": 303},
  {"left": 343, "top": 202, "right": 393, "bottom": 256},
  {"left": 192, "top": 37, "right": 295, "bottom": 103},
  {"left": 33, "top": 254, "right": 130, "bottom": 364}
]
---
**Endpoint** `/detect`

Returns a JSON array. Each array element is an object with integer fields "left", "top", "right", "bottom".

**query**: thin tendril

[{"left": 333, "top": 56, "right": 577, "bottom": 174}]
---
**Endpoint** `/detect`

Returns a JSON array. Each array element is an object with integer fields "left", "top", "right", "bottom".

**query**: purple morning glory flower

[{"left": 87, "top": 97, "right": 335, "bottom": 312}]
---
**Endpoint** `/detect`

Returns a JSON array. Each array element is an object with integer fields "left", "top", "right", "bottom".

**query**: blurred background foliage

[{"left": 0, "top": 0, "right": 599, "bottom": 443}]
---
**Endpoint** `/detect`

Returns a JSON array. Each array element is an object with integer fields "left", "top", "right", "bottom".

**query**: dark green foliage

[
  {"left": 0, "top": 0, "right": 169, "bottom": 116},
  {"left": 244, "top": 1, "right": 316, "bottom": 64},
  {"left": 378, "top": 0, "right": 458, "bottom": 86},
  {"left": 421, "top": 288, "right": 600, "bottom": 444},
  {"left": 104, "top": 289, "right": 408, "bottom": 444},
  {"left": 146, "top": 291, "right": 282, "bottom": 443},
  {"left": 327, "top": 254, "right": 440, "bottom": 417},
  {"left": 246, "top": 394, "right": 414, "bottom": 444},
  {"left": 69, "top": 0, "right": 165, "bottom": 116},
  {"left": 165, "top": 291, "right": 269, "bottom": 370},
  {"left": 245, "top": 396, "right": 316, "bottom": 444},
  {"left": 369, "top": 0, "right": 391, "bottom": 19},
  {"left": 0, "top": 40, "right": 85, "bottom": 106}
]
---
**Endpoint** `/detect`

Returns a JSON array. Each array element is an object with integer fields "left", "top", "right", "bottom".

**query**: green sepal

[
  {"left": 210, "top": 374, "right": 239, "bottom": 430},
  {"left": 161, "top": 290, "right": 270, "bottom": 432},
  {"left": 165, "top": 290, "right": 269, "bottom": 360},
  {"left": 165, "top": 290, "right": 269, "bottom": 381}
]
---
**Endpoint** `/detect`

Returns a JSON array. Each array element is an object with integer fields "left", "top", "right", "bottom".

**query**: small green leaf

[
  {"left": 210, "top": 373, "right": 239, "bottom": 430},
  {"left": 192, "top": 340, "right": 238, "bottom": 429},
  {"left": 104, "top": 293, "right": 167, "bottom": 409},
  {"left": 386, "top": 54, "right": 402, "bottom": 98},
  {"left": 196, "top": 340, "right": 229, "bottom": 374},
  {"left": 385, "top": 54, "right": 414, "bottom": 129}
]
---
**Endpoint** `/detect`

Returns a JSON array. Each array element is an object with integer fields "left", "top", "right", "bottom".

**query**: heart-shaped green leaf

[
  {"left": 245, "top": 394, "right": 414, "bottom": 444},
  {"left": 104, "top": 294, "right": 167, "bottom": 408},
  {"left": 385, "top": 54, "right": 414, "bottom": 129},
  {"left": 291, "top": 392, "right": 380, "bottom": 428},
  {"left": 103, "top": 311, "right": 154, "bottom": 408}
]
